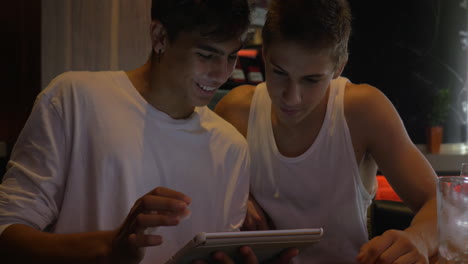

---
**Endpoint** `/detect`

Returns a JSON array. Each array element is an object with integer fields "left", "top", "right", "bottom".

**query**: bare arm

[
  {"left": 0, "top": 225, "right": 114, "bottom": 264},
  {"left": 344, "top": 84, "right": 437, "bottom": 263},
  {"left": 0, "top": 187, "right": 191, "bottom": 264},
  {"left": 214, "top": 84, "right": 255, "bottom": 137},
  {"left": 241, "top": 194, "right": 276, "bottom": 231}
]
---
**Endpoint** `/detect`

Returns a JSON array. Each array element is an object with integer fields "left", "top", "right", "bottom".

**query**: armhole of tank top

[{"left": 339, "top": 77, "right": 377, "bottom": 209}]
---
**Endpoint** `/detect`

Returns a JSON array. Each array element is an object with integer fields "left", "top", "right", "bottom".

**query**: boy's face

[
  {"left": 161, "top": 30, "right": 243, "bottom": 108},
  {"left": 264, "top": 40, "right": 341, "bottom": 126}
]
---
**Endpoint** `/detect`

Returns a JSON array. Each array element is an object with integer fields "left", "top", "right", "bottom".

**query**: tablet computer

[{"left": 164, "top": 228, "right": 323, "bottom": 264}]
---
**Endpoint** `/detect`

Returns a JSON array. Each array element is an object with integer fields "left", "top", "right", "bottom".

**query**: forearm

[
  {"left": 405, "top": 197, "right": 438, "bottom": 258},
  {"left": 0, "top": 224, "right": 115, "bottom": 264}
]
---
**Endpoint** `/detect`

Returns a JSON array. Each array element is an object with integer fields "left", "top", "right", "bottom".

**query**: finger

[
  {"left": 249, "top": 209, "right": 267, "bottom": 230},
  {"left": 249, "top": 200, "right": 272, "bottom": 230},
  {"left": 256, "top": 216, "right": 270, "bottom": 230},
  {"left": 212, "top": 251, "right": 235, "bottom": 264},
  {"left": 272, "top": 248, "right": 299, "bottom": 264},
  {"left": 130, "top": 225, "right": 145, "bottom": 249},
  {"left": 120, "top": 199, "right": 145, "bottom": 235},
  {"left": 117, "top": 208, "right": 141, "bottom": 243},
  {"left": 241, "top": 216, "right": 257, "bottom": 231},
  {"left": 130, "top": 232, "right": 164, "bottom": 248},
  {"left": 376, "top": 241, "right": 412, "bottom": 264},
  {"left": 392, "top": 251, "right": 422, "bottom": 264},
  {"left": 157, "top": 208, "right": 192, "bottom": 219},
  {"left": 357, "top": 236, "right": 393, "bottom": 264},
  {"left": 239, "top": 246, "right": 259, "bottom": 264},
  {"left": 148, "top": 187, "right": 192, "bottom": 205},
  {"left": 140, "top": 195, "right": 191, "bottom": 216},
  {"left": 134, "top": 212, "right": 181, "bottom": 230},
  {"left": 130, "top": 213, "right": 182, "bottom": 243},
  {"left": 119, "top": 200, "right": 187, "bottom": 242},
  {"left": 245, "top": 204, "right": 269, "bottom": 230}
]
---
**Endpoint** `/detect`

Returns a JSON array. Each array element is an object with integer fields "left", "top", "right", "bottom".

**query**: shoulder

[
  {"left": 344, "top": 82, "right": 388, "bottom": 108},
  {"left": 46, "top": 71, "right": 107, "bottom": 88},
  {"left": 43, "top": 71, "right": 101, "bottom": 97},
  {"left": 46, "top": 71, "right": 117, "bottom": 91},
  {"left": 343, "top": 82, "right": 396, "bottom": 125},
  {"left": 43, "top": 71, "right": 119, "bottom": 102},
  {"left": 215, "top": 84, "right": 256, "bottom": 115},
  {"left": 214, "top": 84, "right": 257, "bottom": 137},
  {"left": 199, "top": 107, "right": 249, "bottom": 153},
  {"left": 343, "top": 81, "right": 408, "bottom": 148}
]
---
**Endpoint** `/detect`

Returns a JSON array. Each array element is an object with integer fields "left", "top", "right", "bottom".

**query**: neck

[
  {"left": 271, "top": 89, "right": 329, "bottom": 157},
  {"left": 126, "top": 57, "right": 195, "bottom": 119},
  {"left": 272, "top": 89, "right": 329, "bottom": 135}
]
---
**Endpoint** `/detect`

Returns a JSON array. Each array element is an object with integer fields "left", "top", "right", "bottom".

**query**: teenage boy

[
  {"left": 215, "top": 0, "right": 438, "bottom": 263},
  {"left": 0, "top": 1, "right": 274, "bottom": 264}
]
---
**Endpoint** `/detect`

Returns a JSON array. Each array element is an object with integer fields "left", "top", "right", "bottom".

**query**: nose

[
  {"left": 283, "top": 81, "right": 302, "bottom": 106},
  {"left": 208, "top": 58, "right": 233, "bottom": 85}
]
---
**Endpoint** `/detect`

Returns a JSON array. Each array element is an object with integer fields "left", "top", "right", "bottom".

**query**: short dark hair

[
  {"left": 262, "top": 0, "right": 351, "bottom": 65},
  {"left": 151, "top": 0, "right": 251, "bottom": 42}
]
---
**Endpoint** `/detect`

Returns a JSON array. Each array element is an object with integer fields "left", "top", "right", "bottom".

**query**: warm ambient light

[{"left": 238, "top": 49, "right": 258, "bottom": 58}]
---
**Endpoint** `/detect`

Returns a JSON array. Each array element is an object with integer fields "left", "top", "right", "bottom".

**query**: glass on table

[
  {"left": 460, "top": 163, "right": 468, "bottom": 176},
  {"left": 437, "top": 175, "right": 468, "bottom": 263}
]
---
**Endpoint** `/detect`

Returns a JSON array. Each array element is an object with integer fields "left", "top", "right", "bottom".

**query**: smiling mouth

[{"left": 196, "top": 82, "right": 217, "bottom": 92}]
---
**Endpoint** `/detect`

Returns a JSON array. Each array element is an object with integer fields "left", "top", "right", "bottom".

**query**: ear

[
  {"left": 261, "top": 46, "right": 266, "bottom": 65},
  {"left": 333, "top": 57, "right": 348, "bottom": 79},
  {"left": 150, "top": 20, "right": 168, "bottom": 53}
]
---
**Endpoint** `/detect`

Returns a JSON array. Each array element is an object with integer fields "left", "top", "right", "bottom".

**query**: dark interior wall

[
  {"left": 0, "top": 1, "right": 41, "bottom": 176},
  {"left": 0, "top": 0, "right": 466, "bottom": 152},
  {"left": 345, "top": 0, "right": 467, "bottom": 144}
]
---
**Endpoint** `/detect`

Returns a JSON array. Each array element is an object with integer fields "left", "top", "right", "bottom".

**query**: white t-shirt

[
  {"left": 247, "top": 77, "right": 377, "bottom": 264},
  {"left": 0, "top": 71, "right": 250, "bottom": 264}
]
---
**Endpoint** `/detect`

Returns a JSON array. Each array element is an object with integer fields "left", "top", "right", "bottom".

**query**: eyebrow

[
  {"left": 271, "top": 60, "right": 325, "bottom": 78},
  {"left": 195, "top": 43, "right": 243, "bottom": 56}
]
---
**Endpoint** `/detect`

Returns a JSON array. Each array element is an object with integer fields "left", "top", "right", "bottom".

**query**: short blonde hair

[{"left": 262, "top": 0, "right": 351, "bottom": 67}]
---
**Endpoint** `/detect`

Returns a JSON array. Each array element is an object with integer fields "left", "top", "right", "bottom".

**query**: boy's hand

[
  {"left": 242, "top": 195, "right": 274, "bottom": 231},
  {"left": 357, "top": 229, "right": 428, "bottom": 264},
  {"left": 112, "top": 187, "right": 192, "bottom": 264}
]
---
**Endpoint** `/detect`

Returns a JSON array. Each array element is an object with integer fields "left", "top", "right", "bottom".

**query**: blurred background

[{"left": 0, "top": 0, "right": 467, "bottom": 177}]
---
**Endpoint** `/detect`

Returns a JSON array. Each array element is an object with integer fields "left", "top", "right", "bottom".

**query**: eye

[
  {"left": 273, "top": 68, "right": 287, "bottom": 76},
  {"left": 228, "top": 54, "right": 238, "bottom": 61},
  {"left": 197, "top": 52, "right": 213, "bottom": 60},
  {"left": 305, "top": 78, "right": 319, "bottom": 84}
]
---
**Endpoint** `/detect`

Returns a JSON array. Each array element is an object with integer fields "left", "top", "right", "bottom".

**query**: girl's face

[{"left": 263, "top": 40, "right": 343, "bottom": 126}]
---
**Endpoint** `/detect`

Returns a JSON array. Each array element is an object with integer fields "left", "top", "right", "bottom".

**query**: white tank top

[{"left": 247, "top": 77, "right": 378, "bottom": 263}]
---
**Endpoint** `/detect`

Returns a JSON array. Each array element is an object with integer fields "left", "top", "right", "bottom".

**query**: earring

[{"left": 158, "top": 49, "right": 162, "bottom": 63}]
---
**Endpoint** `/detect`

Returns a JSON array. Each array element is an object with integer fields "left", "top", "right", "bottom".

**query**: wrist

[{"left": 404, "top": 227, "right": 431, "bottom": 258}]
